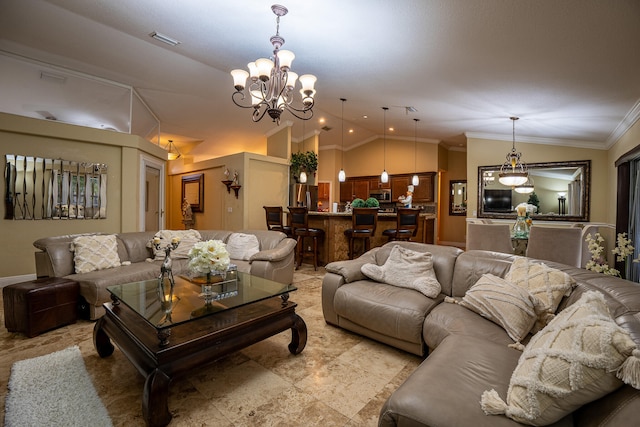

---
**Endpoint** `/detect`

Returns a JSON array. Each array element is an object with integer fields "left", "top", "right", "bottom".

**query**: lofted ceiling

[{"left": 1, "top": 0, "right": 639, "bottom": 162}]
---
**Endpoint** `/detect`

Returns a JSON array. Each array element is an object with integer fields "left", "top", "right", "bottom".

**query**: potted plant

[{"left": 290, "top": 151, "right": 318, "bottom": 182}]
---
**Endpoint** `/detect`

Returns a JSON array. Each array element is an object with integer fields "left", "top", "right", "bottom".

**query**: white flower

[
  {"left": 187, "top": 239, "right": 230, "bottom": 274},
  {"left": 584, "top": 232, "right": 638, "bottom": 278}
]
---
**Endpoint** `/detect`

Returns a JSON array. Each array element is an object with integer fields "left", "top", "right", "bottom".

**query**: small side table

[{"left": 3, "top": 277, "right": 79, "bottom": 337}]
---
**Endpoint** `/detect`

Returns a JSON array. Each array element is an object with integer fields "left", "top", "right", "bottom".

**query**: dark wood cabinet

[
  {"left": 340, "top": 181, "right": 354, "bottom": 202},
  {"left": 412, "top": 174, "right": 434, "bottom": 202},
  {"left": 341, "top": 172, "right": 435, "bottom": 203},
  {"left": 353, "top": 180, "right": 370, "bottom": 200},
  {"left": 318, "top": 182, "right": 330, "bottom": 200},
  {"left": 391, "top": 176, "right": 411, "bottom": 201}
]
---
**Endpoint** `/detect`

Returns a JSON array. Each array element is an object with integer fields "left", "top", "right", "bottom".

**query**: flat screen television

[{"left": 483, "top": 189, "right": 512, "bottom": 213}]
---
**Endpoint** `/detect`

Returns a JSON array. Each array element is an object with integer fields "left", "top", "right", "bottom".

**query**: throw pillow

[
  {"left": 72, "top": 234, "right": 121, "bottom": 274},
  {"left": 453, "top": 274, "right": 546, "bottom": 343},
  {"left": 360, "top": 245, "right": 441, "bottom": 298},
  {"left": 226, "top": 233, "right": 260, "bottom": 261},
  {"left": 481, "top": 290, "right": 640, "bottom": 426},
  {"left": 150, "top": 229, "right": 202, "bottom": 260},
  {"left": 505, "top": 257, "right": 576, "bottom": 331}
]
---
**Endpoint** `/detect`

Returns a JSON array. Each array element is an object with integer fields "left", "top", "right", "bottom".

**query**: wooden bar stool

[
  {"left": 344, "top": 208, "right": 378, "bottom": 259},
  {"left": 382, "top": 208, "right": 421, "bottom": 241},
  {"left": 288, "top": 206, "right": 324, "bottom": 270},
  {"left": 263, "top": 206, "right": 292, "bottom": 237}
]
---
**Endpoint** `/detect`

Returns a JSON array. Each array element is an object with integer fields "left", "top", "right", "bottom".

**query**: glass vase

[{"left": 512, "top": 216, "right": 529, "bottom": 238}]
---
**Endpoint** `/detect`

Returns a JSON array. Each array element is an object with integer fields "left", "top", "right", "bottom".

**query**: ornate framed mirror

[{"left": 477, "top": 160, "right": 590, "bottom": 222}]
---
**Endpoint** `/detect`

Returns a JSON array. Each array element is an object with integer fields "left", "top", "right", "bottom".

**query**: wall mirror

[
  {"left": 4, "top": 154, "right": 108, "bottom": 220},
  {"left": 449, "top": 180, "right": 467, "bottom": 216},
  {"left": 182, "top": 174, "right": 204, "bottom": 213},
  {"left": 477, "top": 160, "right": 590, "bottom": 222}
]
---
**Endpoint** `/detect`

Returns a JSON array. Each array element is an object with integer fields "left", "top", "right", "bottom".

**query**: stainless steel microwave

[{"left": 369, "top": 189, "right": 391, "bottom": 201}]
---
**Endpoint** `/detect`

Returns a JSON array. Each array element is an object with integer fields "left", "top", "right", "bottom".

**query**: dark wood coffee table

[{"left": 93, "top": 272, "right": 306, "bottom": 427}]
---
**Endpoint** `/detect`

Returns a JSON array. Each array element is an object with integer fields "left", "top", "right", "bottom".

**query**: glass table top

[{"left": 107, "top": 271, "right": 296, "bottom": 330}]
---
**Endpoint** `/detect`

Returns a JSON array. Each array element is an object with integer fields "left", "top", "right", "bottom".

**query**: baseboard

[{"left": 0, "top": 274, "right": 37, "bottom": 288}]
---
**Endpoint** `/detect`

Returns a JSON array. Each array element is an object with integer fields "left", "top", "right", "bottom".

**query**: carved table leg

[
  {"left": 143, "top": 368, "right": 172, "bottom": 427},
  {"left": 93, "top": 317, "right": 114, "bottom": 358},
  {"left": 288, "top": 314, "right": 307, "bottom": 355}
]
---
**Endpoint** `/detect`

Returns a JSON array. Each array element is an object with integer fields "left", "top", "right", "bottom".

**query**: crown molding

[
  {"left": 465, "top": 132, "right": 606, "bottom": 150},
  {"left": 606, "top": 99, "right": 640, "bottom": 148}
]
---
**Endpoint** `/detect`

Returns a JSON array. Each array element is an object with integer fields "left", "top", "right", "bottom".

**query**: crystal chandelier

[
  {"left": 338, "top": 98, "right": 347, "bottom": 182},
  {"left": 498, "top": 117, "right": 528, "bottom": 186},
  {"left": 380, "top": 107, "right": 389, "bottom": 184},
  {"left": 230, "top": 4, "right": 317, "bottom": 124}
]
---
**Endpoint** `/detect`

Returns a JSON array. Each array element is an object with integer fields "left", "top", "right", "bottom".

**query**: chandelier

[
  {"left": 514, "top": 176, "right": 535, "bottom": 194},
  {"left": 165, "top": 139, "right": 181, "bottom": 160},
  {"left": 498, "top": 116, "right": 528, "bottom": 186},
  {"left": 380, "top": 107, "right": 389, "bottom": 183},
  {"left": 230, "top": 4, "right": 317, "bottom": 124}
]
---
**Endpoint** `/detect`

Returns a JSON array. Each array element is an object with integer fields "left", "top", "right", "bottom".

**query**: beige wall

[
  {"left": 466, "top": 137, "right": 610, "bottom": 223},
  {"left": 0, "top": 112, "right": 166, "bottom": 278},
  {"left": 439, "top": 149, "right": 467, "bottom": 246}
]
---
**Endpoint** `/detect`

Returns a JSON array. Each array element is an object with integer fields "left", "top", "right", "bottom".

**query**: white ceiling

[{"left": 1, "top": 0, "right": 639, "bottom": 161}]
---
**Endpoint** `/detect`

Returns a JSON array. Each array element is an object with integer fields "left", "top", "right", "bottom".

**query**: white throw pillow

[
  {"left": 150, "top": 229, "right": 202, "bottom": 260},
  {"left": 226, "top": 233, "right": 260, "bottom": 261},
  {"left": 360, "top": 245, "right": 441, "bottom": 298},
  {"left": 72, "top": 234, "right": 121, "bottom": 274},
  {"left": 481, "top": 290, "right": 640, "bottom": 425},
  {"left": 455, "top": 274, "right": 546, "bottom": 343}
]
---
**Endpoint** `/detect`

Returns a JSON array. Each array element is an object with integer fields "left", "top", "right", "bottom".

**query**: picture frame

[{"left": 182, "top": 173, "right": 204, "bottom": 213}]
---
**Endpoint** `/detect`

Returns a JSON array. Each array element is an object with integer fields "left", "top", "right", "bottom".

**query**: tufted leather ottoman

[{"left": 3, "top": 278, "right": 79, "bottom": 337}]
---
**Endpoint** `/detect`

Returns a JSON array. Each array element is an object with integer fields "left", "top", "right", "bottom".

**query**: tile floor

[{"left": 0, "top": 266, "right": 422, "bottom": 426}]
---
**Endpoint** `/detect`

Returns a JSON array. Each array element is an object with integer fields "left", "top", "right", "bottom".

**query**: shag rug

[{"left": 4, "top": 346, "right": 112, "bottom": 427}]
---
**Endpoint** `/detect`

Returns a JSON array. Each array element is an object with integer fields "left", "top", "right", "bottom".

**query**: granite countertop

[{"left": 308, "top": 211, "right": 436, "bottom": 219}]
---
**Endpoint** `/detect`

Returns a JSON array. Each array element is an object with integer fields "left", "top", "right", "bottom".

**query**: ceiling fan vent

[{"left": 321, "top": 125, "right": 332, "bottom": 132}]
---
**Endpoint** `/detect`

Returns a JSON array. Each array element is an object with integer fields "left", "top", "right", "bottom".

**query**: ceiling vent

[
  {"left": 40, "top": 71, "right": 66, "bottom": 84},
  {"left": 321, "top": 125, "right": 332, "bottom": 131},
  {"left": 150, "top": 31, "right": 180, "bottom": 46}
]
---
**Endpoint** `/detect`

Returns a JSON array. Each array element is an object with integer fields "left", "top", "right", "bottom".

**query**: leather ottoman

[{"left": 3, "top": 277, "right": 79, "bottom": 337}]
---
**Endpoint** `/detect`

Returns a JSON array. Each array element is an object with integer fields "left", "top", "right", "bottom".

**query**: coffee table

[{"left": 93, "top": 272, "right": 306, "bottom": 427}]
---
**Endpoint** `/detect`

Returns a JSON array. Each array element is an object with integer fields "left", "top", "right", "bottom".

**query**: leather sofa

[
  {"left": 322, "top": 241, "right": 640, "bottom": 426},
  {"left": 34, "top": 230, "right": 297, "bottom": 320}
]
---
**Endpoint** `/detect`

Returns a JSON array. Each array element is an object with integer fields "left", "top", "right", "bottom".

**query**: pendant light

[
  {"left": 338, "top": 98, "right": 346, "bottom": 182},
  {"left": 412, "top": 118, "right": 420, "bottom": 186},
  {"left": 299, "top": 120, "right": 307, "bottom": 183},
  {"left": 380, "top": 107, "right": 389, "bottom": 184},
  {"left": 498, "top": 116, "right": 528, "bottom": 186}
]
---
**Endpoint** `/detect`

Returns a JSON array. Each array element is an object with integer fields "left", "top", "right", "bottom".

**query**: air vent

[
  {"left": 40, "top": 71, "right": 67, "bottom": 84},
  {"left": 321, "top": 126, "right": 332, "bottom": 131}
]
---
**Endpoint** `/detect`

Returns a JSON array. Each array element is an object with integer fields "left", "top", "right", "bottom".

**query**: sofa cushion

[
  {"left": 481, "top": 290, "right": 640, "bottom": 425},
  {"left": 72, "top": 235, "right": 121, "bottom": 274},
  {"left": 362, "top": 245, "right": 441, "bottom": 298},
  {"left": 505, "top": 257, "right": 576, "bottom": 330},
  {"left": 150, "top": 229, "right": 202, "bottom": 260},
  {"left": 226, "top": 233, "right": 260, "bottom": 261},
  {"left": 334, "top": 280, "right": 440, "bottom": 344},
  {"left": 455, "top": 273, "right": 546, "bottom": 343}
]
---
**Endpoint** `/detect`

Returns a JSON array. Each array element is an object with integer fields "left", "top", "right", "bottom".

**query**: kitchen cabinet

[
  {"left": 412, "top": 174, "right": 434, "bottom": 202},
  {"left": 318, "top": 182, "right": 330, "bottom": 200},
  {"left": 340, "top": 181, "right": 354, "bottom": 202},
  {"left": 391, "top": 176, "right": 411, "bottom": 201},
  {"left": 353, "top": 180, "right": 370, "bottom": 200}
]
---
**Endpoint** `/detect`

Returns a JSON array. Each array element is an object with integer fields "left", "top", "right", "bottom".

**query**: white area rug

[{"left": 5, "top": 345, "right": 112, "bottom": 427}]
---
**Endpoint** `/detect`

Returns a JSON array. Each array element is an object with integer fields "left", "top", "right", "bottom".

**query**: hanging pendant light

[
  {"left": 165, "top": 139, "right": 181, "bottom": 160},
  {"left": 299, "top": 119, "right": 307, "bottom": 183},
  {"left": 380, "top": 107, "right": 389, "bottom": 183},
  {"left": 514, "top": 176, "right": 535, "bottom": 194},
  {"left": 338, "top": 98, "right": 346, "bottom": 182},
  {"left": 498, "top": 117, "right": 528, "bottom": 186},
  {"left": 412, "top": 118, "right": 420, "bottom": 186}
]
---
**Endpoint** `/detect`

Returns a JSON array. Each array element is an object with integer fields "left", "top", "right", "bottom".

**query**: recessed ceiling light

[
  {"left": 150, "top": 31, "right": 180, "bottom": 46},
  {"left": 362, "top": 115, "right": 368, "bottom": 119},
  {"left": 389, "top": 127, "right": 394, "bottom": 132},
  {"left": 348, "top": 129, "right": 354, "bottom": 133}
]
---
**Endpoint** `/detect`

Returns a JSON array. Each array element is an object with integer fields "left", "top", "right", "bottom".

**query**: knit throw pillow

[
  {"left": 451, "top": 274, "right": 547, "bottom": 343},
  {"left": 72, "top": 234, "right": 121, "bottom": 274},
  {"left": 226, "top": 233, "right": 260, "bottom": 261},
  {"left": 361, "top": 245, "right": 441, "bottom": 298},
  {"left": 481, "top": 290, "right": 640, "bottom": 426},
  {"left": 505, "top": 257, "right": 576, "bottom": 331}
]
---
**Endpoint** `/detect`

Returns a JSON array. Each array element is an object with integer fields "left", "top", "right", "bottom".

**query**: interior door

[{"left": 145, "top": 165, "right": 160, "bottom": 231}]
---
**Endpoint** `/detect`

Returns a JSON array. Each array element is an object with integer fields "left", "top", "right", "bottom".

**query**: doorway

[{"left": 140, "top": 155, "right": 165, "bottom": 231}]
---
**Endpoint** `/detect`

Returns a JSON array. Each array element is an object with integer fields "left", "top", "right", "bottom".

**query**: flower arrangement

[
  {"left": 187, "top": 239, "right": 230, "bottom": 274},
  {"left": 585, "top": 232, "right": 639, "bottom": 277}
]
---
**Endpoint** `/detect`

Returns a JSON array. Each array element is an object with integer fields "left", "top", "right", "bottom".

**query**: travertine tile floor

[{"left": 0, "top": 265, "right": 422, "bottom": 426}]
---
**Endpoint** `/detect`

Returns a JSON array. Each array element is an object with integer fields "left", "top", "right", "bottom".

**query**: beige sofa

[
  {"left": 322, "top": 241, "right": 640, "bottom": 426},
  {"left": 34, "top": 230, "right": 297, "bottom": 320}
]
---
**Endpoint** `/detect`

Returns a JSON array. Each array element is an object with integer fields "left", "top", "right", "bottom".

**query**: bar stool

[
  {"left": 382, "top": 208, "right": 421, "bottom": 241},
  {"left": 344, "top": 208, "right": 378, "bottom": 259},
  {"left": 288, "top": 206, "right": 324, "bottom": 270},
  {"left": 263, "top": 206, "right": 292, "bottom": 237}
]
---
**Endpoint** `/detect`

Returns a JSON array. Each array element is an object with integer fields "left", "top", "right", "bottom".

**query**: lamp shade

[
  {"left": 277, "top": 50, "right": 295, "bottom": 70},
  {"left": 230, "top": 69, "right": 249, "bottom": 91},
  {"left": 285, "top": 71, "right": 298, "bottom": 89},
  {"left": 255, "top": 58, "right": 274, "bottom": 80},
  {"left": 412, "top": 174, "right": 419, "bottom": 186},
  {"left": 498, "top": 172, "right": 528, "bottom": 186},
  {"left": 299, "top": 171, "right": 307, "bottom": 183},
  {"left": 338, "top": 169, "right": 346, "bottom": 182},
  {"left": 298, "top": 74, "right": 317, "bottom": 93},
  {"left": 381, "top": 170, "right": 389, "bottom": 183}
]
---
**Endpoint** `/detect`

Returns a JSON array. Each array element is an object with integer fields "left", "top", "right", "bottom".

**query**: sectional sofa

[
  {"left": 322, "top": 241, "right": 640, "bottom": 426},
  {"left": 33, "top": 229, "right": 297, "bottom": 320}
]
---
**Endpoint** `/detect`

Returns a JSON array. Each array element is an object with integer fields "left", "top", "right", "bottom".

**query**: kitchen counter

[{"left": 288, "top": 211, "right": 436, "bottom": 265}]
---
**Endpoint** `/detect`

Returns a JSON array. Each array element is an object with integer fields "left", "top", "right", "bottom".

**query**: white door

[{"left": 145, "top": 166, "right": 160, "bottom": 231}]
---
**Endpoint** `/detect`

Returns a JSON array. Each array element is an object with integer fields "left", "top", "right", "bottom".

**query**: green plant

[
  {"left": 364, "top": 197, "right": 380, "bottom": 208},
  {"left": 351, "top": 198, "right": 366, "bottom": 208},
  {"left": 290, "top": 151, "right": 318, "bottom": 178},
  {"left": 527, "top": 192, "right": 540, "bottom": 213}
]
